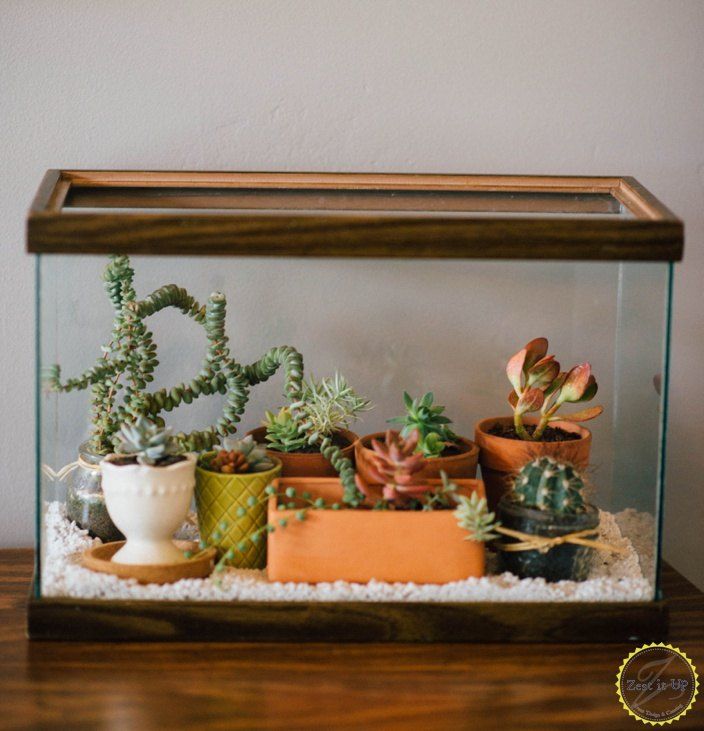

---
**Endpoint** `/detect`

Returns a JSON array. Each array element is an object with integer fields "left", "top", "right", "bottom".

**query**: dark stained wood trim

[
  {"left": 26, "top": 171, "right": 684, "bottom": 260},
  {"left": 27, "top": 592, "right": 668, "bottom": 643},
  {"left": 29, "top": 170, "right": 62, "bottom": 213},
  {"left": 616, "top": 177, "right": 681, "bottom": 222},
  {"left": 27, "top": 212, "right": 683, "bottom": 260}
]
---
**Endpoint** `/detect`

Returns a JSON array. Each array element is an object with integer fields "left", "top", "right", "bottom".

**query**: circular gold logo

[{"left": 616, "top": 643, "right": 698, "bottom": 725}]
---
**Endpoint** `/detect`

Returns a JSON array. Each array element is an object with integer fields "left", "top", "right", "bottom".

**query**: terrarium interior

[{"left": 37, "top": 252, "right": 670, "bottom": 602}]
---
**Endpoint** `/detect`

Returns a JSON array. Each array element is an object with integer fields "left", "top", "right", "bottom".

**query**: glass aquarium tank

[{"left": 27, "top": 172, "right": 682, "bottom": 642}]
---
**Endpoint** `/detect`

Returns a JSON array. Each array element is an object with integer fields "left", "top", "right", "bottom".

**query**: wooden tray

[{"left": 82, "top": 541, "right": 216, "bottom": 584}]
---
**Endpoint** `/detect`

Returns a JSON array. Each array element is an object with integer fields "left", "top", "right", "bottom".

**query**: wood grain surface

[
  {"left": 3, "top": 549, "right": 703, "bottom": 730},
  {"left": 26, "top": 171, "right": 684, "bottom": 260}
]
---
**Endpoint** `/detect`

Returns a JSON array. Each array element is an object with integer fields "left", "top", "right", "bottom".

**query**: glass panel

[
  {"left": 37, "top": 255, "right": 668, "bottom": 602},
  {"left": 63, "top": 186, "right": 633, "bottom": 218}
]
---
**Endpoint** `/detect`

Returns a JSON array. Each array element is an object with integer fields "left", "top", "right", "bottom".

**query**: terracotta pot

[
  {"left": 474, "top": 417, "right": 591, "bottom": 511},
  {"left": 266, "top": 477, "right": 486, "bottom": 584},
  {"left": 355, "top": 431, "right": 479, "bottom": 483},
  {"left": 195, "top": 456, "right": 282, "bottom": 569},
  {"left": 246, "top": 426, "right": 357, "bottom": 478}
]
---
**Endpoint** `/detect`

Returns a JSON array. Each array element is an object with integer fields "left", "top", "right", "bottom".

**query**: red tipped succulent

[
  {"left": 506, "top": 337, "right": 603, "bottom": 441},
  {"left": 354, "top": 429, "right": 434, "bottom": 506}
]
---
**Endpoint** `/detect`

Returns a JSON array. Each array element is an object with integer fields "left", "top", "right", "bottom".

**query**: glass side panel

[
  {"left": 63, "top": 186, "right": 634, "bottom": 218},
  {"left": 37, "top": 255, "right": 669, "bottom": 601}
]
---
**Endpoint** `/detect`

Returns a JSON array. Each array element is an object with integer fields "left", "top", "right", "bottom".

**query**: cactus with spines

[
  {"left": 43, "top": 255, "right": 361, "bottom": 503},
  {"left": 513, "top": 456, "right": 587, "bottom": 514}
]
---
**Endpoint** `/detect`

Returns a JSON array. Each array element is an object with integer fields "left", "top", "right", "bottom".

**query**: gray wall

[{"left": 2, "top": 1, "right": 703, "bottom": 588}]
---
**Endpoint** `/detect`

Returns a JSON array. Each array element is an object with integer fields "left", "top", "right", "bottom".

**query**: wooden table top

[{"left": 1, "top": 549, "right": 702, "bottom": 730}]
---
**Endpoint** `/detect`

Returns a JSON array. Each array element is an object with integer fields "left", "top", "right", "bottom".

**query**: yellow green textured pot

[{"left": 195, "top": 456, "right": 281, "bottom": 569}]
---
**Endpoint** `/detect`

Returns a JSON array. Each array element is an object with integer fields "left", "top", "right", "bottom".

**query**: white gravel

[{"left": 40, "top": 501, "right": 654, "bottom": 602}]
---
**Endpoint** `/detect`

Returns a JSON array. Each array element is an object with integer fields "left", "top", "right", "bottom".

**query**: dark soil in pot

[
  {"left": 496, "top": 496, "right": 599, "bottom": 582},
  {"left": 487, "top": 423, "right": 581, "bottom": 442}
]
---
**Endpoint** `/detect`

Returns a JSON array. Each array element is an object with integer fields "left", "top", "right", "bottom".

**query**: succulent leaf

[
  {"left": 552, "top": 405, "right": 604, "bottom": 423},
  {"left": 515, "top": 387, "right": 545, "bottom": 415},
  {"left": 454, "top": 491, "right": 501, "bottom": 542},
  {"left": 116, "top": 415, "right": 182, "bottom": 466},
  {"left": 506, "top": 349, "right": 527, "bottom": 393},
  {"left": 557, "top": 363, "right": 592, "bottom": 403}
]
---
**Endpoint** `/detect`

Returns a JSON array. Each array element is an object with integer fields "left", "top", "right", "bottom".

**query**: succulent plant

[
  {"left": 201, "top": 436, "right": 277, "bottom": 474},
  {"left": 116, "top": 415, "right": 182, "bottom": 466},
  {"left": 513, "top": 456, "right": 587, "bottom": 515},
  {"left": 388, "top": 391, "right": 457, "bottom": 457},
  {"left": 354, "top": 429, "right": 432, "bottom": 506},
  {"left": 454, "top": 491, "right": 501, "bottom": 542},
  {"left": 263, "top": 407, "right": 310, "bottom": 453},
  {"left": 44, "top": 255, "right": 362, "bottom": 506},
  {"left": 264, "top": 372, "right": 370, "bottom": 505},
  {"left": 294, "top": 372, "right": 372, "bottom": 444},
  {"left": 43, "top": 255, "right": 305, "bottom": 455},
  {"left": 506, "top": 337, "right": 603, "bottom": 441}
]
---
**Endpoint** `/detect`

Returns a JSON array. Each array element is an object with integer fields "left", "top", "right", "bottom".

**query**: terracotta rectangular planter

[{"left": 267, "top": 478, "right": 486, "bottom": 584}]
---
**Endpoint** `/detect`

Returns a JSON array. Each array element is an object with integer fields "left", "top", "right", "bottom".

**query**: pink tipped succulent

[
  {"left": 355, "top": 429, "right": 434, "bottom": 506},
  {"left": 506, "top": 337, "right": 603, "bottom": 441}
]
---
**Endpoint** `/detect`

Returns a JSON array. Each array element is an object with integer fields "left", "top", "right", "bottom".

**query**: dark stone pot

[{"left": 496, "top": 496, "right": 599, "bottom": 582}]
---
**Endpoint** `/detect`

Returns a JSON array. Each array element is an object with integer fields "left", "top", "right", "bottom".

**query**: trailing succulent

[
  {"left": 199, "top": 436, "right": 277, "bottom": 474},
  {"left": 44, "top": 255, "right": 361, "bottom": 503},
  {"left": 506, "top": 337, "right": 603, "bottom": 441},
  {"left": 115, "top": 415, "right": 182, "bottom": 466},
  {"left": 388, "top": 391, "right": 458, "bottom": 458},
  {"left": 513, "top": 456, "right": 587, "bottom": 515}
]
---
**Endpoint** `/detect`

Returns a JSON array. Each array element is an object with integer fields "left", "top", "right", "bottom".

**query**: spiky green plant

[
  {"left": 513, "top": 456, "right": 587, "bottom": 515},
  {"left": 295, "top": 373, "right": 371, "bottom": 443},
  {"left": 264, "top": 372, "right": 370, "bottom": 505},
  {"left": 116, "top": 415, "right": 182, "bottom": 466},
  {"left": 43, "top": 255, "right": 360, "bottom": 503},
  {"left": 506, "top": 337, "right": 603, "bottom": 441},
  {"left": 388, "top": 391, "right": 457, "bottom": 457}
]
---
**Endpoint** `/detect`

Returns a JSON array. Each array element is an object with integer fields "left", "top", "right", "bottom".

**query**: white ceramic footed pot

[{"left": 101, "top": 453, "right": 196, "bottom": 565}]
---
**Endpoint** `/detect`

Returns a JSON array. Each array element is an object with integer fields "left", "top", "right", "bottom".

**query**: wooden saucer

[{"left": 82, "top": 540, "right": 217, "bottom": 584}]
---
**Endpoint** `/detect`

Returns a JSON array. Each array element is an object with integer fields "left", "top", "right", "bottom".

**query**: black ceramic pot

[{"left": 496, "top": 496, "right": 599, "bottom": 582}]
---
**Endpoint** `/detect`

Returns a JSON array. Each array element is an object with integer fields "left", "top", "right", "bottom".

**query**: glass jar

[{"left": 65, "top": 441, "right": 123, "bottom": 543}]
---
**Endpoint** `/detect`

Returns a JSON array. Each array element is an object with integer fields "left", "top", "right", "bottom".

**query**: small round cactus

[{"left": 513, "top": 456, "right": 586, "bottom": 514}]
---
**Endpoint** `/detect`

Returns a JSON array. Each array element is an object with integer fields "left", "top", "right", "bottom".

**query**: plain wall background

[{"left": 2, "top": 1, "right": 703, "bottom": 587}]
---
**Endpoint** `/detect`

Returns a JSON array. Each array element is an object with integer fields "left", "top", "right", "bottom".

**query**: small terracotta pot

[
  {"left": 474, "top": 416, "right": 591, "bottom": 510},
  {"left": 266, "top": 477, "right": 486, "bottom": 584},
  {"left": 246, "top": 427, "right": 357, "bottom": 478},
  {"left": 355, "top": 431, "right": 479, "bottom": 483}
]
